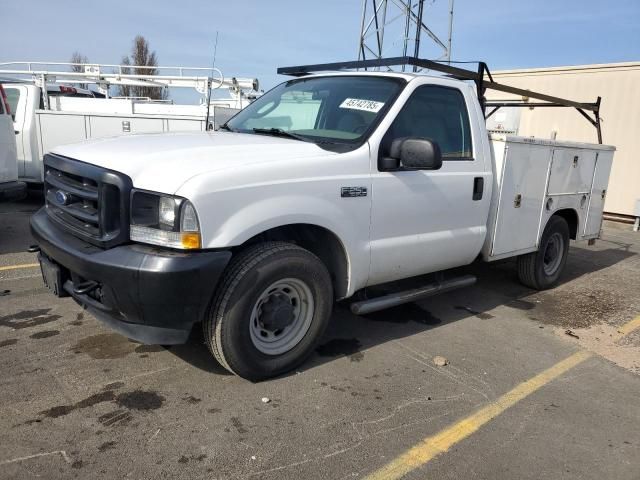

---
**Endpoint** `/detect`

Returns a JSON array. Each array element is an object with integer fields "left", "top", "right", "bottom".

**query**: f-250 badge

[{"left": 341, "top": 187, "right": 368, "bottom": 198}]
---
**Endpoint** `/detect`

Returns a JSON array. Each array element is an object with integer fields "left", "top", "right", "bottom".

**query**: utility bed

[{"left": 484, "top": 134, "right": 615, "bottom": 261}]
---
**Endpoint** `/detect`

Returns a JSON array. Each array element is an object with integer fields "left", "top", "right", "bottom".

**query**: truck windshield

[{"left": 225, "top": 76, "right": 404, "bottom": 144}]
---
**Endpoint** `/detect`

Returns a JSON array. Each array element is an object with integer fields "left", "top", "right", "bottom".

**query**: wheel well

[
  {"left": 240, "top": 224, "right": 349, "bottom": 299},
  {"left": 552, "top": 209, "right": 578, "bottom": 239}
]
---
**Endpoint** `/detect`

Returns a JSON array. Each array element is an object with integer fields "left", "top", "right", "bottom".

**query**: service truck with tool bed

[
  {"left": 0, "top": 61, "right": 259, "bottom": 184},
  {"left": 30, "top": 58, "right": 614, "bottom": 380}
]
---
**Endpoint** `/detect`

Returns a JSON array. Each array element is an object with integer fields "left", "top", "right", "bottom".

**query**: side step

[{"left": 350, "top": 274, "right": 477, "bottom": 316}]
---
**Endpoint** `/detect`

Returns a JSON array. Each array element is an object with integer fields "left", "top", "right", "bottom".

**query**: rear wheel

[
  {"left": 517, "top": 215, "right": 570, "bottom": 290},
  {"left": 204, "top": 242, "right": 333, "bottom": 381}
]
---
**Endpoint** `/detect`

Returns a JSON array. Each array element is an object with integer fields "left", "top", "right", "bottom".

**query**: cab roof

[{"left": 287, "top": 70, "right": 467, "bottom": 88}]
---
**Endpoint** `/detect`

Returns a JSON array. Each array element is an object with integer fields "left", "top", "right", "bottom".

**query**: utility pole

[{"left": 357, "top": 0, "right": 454, "bottom": 71}]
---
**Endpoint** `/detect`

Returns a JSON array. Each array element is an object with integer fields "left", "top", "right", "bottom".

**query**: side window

[{"left": 383, "top": 85, "right": 473, "bottom": 160}]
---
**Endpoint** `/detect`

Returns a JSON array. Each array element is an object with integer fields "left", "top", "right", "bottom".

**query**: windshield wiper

[
  {"left": 252, "top": 128, "right": 309, "bottom": 142},
  {"left": 218, "top": 123, "right": 234, "bottom": 132}
]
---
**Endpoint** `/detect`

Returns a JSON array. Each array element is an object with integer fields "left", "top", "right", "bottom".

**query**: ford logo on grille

[{"left": 55, "top": 190, "right": 70, "bottom": 206}]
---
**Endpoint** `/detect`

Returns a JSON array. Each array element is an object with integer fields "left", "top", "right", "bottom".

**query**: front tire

[
  {"left": 517, "top": 215, "right": 570, "bottom": 290},
  {"left": 204, "top": 242, "right": 333, "bottom": 381}
]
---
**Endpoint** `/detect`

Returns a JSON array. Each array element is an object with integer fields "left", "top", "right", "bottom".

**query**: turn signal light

[{"left": 181, "top": 233, "right": 201, "bottom": 250}]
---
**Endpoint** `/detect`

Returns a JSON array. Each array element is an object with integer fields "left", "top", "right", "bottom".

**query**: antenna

[
  {"left": 206, "top": 31, "right": 219, "bottom": 131},
  {"left": 357, "top": 0, "right": 455, "bottom": 71}
]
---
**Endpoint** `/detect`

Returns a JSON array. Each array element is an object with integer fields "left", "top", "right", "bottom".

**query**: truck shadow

[{"left": 168, "top": 242, "right": 636, "bottom": 378}]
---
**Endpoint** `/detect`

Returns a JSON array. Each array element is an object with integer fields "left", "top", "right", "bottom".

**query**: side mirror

[{"left": 380, "top": 137, "right": 443, "bottom": 171}]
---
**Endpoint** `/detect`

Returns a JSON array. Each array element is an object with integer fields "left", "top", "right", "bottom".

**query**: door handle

[
  {"left": 473, "top": 177, "right": 484, "bottom": 201},
  {"left": 14, "top": 130, "right": 20, "bottom": 134}
]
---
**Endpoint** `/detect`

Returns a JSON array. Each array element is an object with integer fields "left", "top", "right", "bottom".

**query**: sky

[{"left": 2, "top": 0, "right": 639, "bottom": 102}]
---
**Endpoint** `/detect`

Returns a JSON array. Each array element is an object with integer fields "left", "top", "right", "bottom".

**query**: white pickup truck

[{"left": 30, "top": 58, "right": 614, "bottom": 380}]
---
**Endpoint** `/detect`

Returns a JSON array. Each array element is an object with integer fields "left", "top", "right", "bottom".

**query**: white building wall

[{"left": 488, "top": 62, "right": 640, "bottom": 216}]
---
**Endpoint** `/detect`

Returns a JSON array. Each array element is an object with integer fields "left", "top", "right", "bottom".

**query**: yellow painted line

[
  {"left": 0, "top": 263, "right": 39, "bottom": 272},
  {"left": 365, "top": 350, "right": 592, "bottom": 480},
  {"left": 618, "top": 315, "right": 640, "bottom": 337}
]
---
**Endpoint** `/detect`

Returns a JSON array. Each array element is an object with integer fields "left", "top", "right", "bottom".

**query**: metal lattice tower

[{"left": 357, "top": 0, "right": 454, "bottom": 71}]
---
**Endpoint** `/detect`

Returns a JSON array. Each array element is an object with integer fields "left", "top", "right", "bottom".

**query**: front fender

[
  {"left": 210, "top": 195, "right": 351, "bottom": 246},
  {"left": 195, "top": 189, "right": 371, "bottom": 296},
  {"left": 175, "top": 145, "right": 373, "bottom": 295}
]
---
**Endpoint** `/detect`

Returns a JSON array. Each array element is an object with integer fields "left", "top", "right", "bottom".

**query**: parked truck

[
  {"left": 0, "top": 83, "right": 26, "bottom": 200},
  {"left": 30, "top": 58, "right": 614, "bottom": 381},
  {"left": 0, "top": 62, "right": 259, "bottom": 183}
]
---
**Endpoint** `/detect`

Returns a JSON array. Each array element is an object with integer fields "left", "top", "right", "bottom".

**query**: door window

[{"left": 382, "top": 85, "right": 473, "bottom": 161}]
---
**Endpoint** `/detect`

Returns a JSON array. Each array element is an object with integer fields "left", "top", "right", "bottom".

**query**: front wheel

[
  {"left": 517, "top": 215, "right": 570, "bottom": 290},
  {"left": 204, "top": 242, "right": 333, "bottom": 381}
]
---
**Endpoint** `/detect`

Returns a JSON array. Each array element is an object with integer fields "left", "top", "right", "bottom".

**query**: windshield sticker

[{"left": 339, "top": 98, "right": 385, "bottom": 113}]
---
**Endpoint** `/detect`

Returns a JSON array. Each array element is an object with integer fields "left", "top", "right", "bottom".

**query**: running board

[{"left": 350, "top": 275, "right": 477, "bottom": 316}]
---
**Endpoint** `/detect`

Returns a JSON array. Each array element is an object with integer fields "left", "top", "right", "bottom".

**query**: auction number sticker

[{"left": 339, "top": 98, "right": 385, "bottom": 113}]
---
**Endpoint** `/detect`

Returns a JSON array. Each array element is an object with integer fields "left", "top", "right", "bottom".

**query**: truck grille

[{"left": 44, "top": 154, "right": 133, "bottom": 248}]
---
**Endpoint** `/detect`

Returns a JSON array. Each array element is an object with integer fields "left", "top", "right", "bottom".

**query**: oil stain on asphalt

[
  {"left": 29, "top": 330, "right": 60, "bottom": 339},
  {"left": 28, "top": 381, "right": 165, "bottom": 427},
  {"left": 71, "top": 334, "right": 167, "bottom": 359},
  {"left": 182, "top": 395, "right": 202, "bottom": 404},
  {"left": 70, "top": 312, "right": 84, "bottom": 326},
  {"left": 231, "top": 417, "right": 248, "bottom": 434},
  {"left": 134, "top": 344, "right": 165, "bottom": 354},
  {"left": 40, "top": 391, "right": 117, "bottom": 419},
  {"left": 115, "top": 390, "right": 165, "bottom": 411},
  {"left": 97, "top": 441, "right": 117, "bottom": 452},
  {"left": 0, "top": 309, "right": 62, "bottom": 329},
  {"left": 98, "top": 409, "right": 133, "bottom": 427},
  {"left": 71, "top": 333, "right": 138, "bottom": 359}
]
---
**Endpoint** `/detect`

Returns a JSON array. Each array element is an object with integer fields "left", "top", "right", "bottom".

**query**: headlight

[{"left": 130, "top": 190, "right": 201, "bottom": 250}]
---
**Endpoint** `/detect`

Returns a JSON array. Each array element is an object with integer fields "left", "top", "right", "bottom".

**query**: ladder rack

[
  {"left": 0, "top": 61, "right": 259, "bottom": 109},
  {"left": 277, "top": 56, "right": 603, "bottom": 144}
]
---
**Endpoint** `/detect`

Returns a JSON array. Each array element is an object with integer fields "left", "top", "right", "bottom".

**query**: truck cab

[{"left": 30, "top": 62, "right": 614, "bottom": 381}]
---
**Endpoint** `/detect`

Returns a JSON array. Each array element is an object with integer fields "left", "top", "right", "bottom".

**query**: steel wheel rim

[
  {"left": 249, "top": 278, "right": 315, "bottom": 355},
  {"left": 543, "top": 232, "right": 564, "bottom": 275}
]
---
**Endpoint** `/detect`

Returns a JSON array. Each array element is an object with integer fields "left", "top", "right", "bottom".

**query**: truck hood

[{"left": 51, "top": 131, "right": 336, "bottom": 193}]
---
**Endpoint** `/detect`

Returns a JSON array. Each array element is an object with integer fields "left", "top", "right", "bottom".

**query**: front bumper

[{"left": 30, "top": 208, "right": 232, "bottom": 344}]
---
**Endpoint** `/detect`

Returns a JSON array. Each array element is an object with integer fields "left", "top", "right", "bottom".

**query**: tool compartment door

[
  {"left": 584, "top": 151, "right": 614, "bottom": 237},
  {"left": 490, "top": 142, "right": 551, "bottom": 257},
  {"left": 547, "top": 148, "right": 597, "bottom": 195}
]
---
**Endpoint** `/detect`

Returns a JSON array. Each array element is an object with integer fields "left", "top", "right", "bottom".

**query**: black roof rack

[{"left": 277, "top": 57, "right": 603, "bottom": 144}]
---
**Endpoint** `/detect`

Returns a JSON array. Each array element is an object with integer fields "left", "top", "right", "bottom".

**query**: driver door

[{"left": 368, "top": 82, "right": 489, "bottom": 286}]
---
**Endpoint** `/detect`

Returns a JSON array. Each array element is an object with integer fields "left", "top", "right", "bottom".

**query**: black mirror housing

[
  {"left": 399, "top": 138, "right": 442, "bottom": 170},
  {"left": 381, "top": 137, "right": 442, "bottom": 171}
]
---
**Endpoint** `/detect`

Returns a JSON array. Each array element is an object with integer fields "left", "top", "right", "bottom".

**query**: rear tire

[
  {"left": 204, "top": 242, "right": 333, "bottom": 381},
  {"left": 517, "top": 215, "right": 570, "bottom": 290}
]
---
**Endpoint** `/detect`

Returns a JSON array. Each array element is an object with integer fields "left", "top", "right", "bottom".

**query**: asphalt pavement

[{"left": 1, "top": 195, "right": 639, "bottom": 479}]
